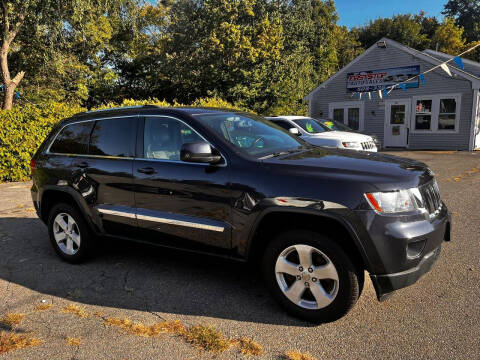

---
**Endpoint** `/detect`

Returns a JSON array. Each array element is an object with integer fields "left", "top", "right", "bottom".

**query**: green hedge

[{"left": 0, "top": 97, "right": 245, "bottom": 182}]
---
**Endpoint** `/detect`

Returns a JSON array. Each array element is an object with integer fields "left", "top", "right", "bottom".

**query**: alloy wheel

[
  {"left": 275, "top": 244, "right": 339, "bottom": 310},
  {"left": 53, "top": 213, "right": 81, "bottom": 255}
]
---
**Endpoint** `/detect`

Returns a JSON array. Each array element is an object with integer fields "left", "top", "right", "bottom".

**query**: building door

[{"left": 384, "top": 99, "right": 410, "bottom": 147}]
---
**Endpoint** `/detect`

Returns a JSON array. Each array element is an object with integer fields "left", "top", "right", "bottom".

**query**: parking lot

[{"left": 0, "top": 150, "right": 479, "bottom": 359}]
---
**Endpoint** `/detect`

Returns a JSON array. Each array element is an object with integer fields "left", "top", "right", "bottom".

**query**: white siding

[{"left": 309, "top": 45, "right": 474, "bottom": 150}]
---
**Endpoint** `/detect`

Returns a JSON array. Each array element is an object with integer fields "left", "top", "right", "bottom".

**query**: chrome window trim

[
  {"left": 45, "top": 115, "right": 139, "bottom": 156},
  {"left": 142, "top": 114, "right": 228, "bottom": 167},
  {"left": 46, "top": 153, "right": 135, "bottom": 160},
  {"left": 46, "top": 114, "right": 228, "bottom": 167}
]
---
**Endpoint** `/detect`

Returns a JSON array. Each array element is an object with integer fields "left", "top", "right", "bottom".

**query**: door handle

[
  {"left": 73, "top": 161, "right": 89, "bottom": 168},
  {"left": 137, "top": 167, "right": 157, "bottom": 175}
]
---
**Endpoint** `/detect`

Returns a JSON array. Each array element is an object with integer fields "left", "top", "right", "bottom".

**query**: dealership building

[{"left": 305, "top": 37, "right": 480, "bottom": 150}]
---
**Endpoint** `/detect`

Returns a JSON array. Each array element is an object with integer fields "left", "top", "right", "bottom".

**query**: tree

[
  {"left": 443, "top": 0, "right": 480, "bottom": 43},
  {"left": 354, "top": 13, "right": 436, "bottom": 50},
  {"left": 1, "top": 1, "right": 28, "bottom": 110},
  {"left": 432, "top": 18, "right": 466, "bottom": 54}
]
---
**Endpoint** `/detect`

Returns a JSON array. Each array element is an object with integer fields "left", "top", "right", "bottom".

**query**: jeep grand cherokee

[{"left": 30, "top": 106, "right": 451, "bottom": 322}]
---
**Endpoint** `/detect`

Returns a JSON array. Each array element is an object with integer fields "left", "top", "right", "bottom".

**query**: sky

[{"left": 335, "top": 0, "right": 446, "bottom": 28}]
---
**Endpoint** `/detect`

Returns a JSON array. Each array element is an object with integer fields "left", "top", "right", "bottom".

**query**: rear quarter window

[
  {"left": 49, "top": 122, "right": 94, "bottom": 155},
  {"left": 89, "top": 118, "right": 136, "bottom": 157}
]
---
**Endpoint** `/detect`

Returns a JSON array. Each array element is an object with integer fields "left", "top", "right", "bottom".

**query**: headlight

[
  {"left": 342, "top": 141, "right": 362, "bottom": 149},
  {"left": 365, "top": 188, "right": 424, "bottom": 213}
]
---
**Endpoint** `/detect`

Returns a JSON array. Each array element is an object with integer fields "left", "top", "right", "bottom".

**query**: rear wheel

[
  {"left": 47, "top": 203, "right": 93, "bottom": 263},
  {"left": 262, "top": 230, "right": 362, "bottom": 323}
]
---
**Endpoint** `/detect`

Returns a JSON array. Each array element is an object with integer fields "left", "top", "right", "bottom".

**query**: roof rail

[{"left": 75, "top": 105, "right": 161, "bottom": 116}]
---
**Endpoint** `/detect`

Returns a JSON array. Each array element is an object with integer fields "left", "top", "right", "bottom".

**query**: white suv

[{"left": 266, "top": 116, "right": 377, "bottom": 152}]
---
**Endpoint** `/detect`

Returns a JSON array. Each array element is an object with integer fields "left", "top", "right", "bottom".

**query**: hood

[
  {"left": 262, "top": 147, "right": 432, "bottom": 191},
  {"left": 307, "top": 131, "right": 373, "bottom": 142}
]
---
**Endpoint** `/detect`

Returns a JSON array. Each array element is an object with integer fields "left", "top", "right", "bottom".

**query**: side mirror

[
  {"left": 180, "top": 142, "right": 223, "bottom": 164},
  {"left": 289, "top": 127, "right": 301, "bottom": 136}
]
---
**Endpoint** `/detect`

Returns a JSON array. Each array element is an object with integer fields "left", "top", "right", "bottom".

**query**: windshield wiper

[{"left": 260, "top": 146, "right": 308, "bottom": 160}]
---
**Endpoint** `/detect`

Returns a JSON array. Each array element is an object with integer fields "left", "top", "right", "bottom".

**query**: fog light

[{"left": 406, "top": 239, "right": 426, "bottom": 258}]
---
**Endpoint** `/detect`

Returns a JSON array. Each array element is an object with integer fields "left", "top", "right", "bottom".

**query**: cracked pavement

[{"left": 0, "top": 151, "right": 479, "bottom": 359}]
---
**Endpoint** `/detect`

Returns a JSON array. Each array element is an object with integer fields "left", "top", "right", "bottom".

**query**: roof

[
  {"left": 423, "top": 49, "right": 480, "bottom": 75},
  {"left": 72, "top": 105, "right": 243, "bottom": 119},
  {"left": 304, "top": 37, "right": 480, "bottom": 100},
  {"left": 266, "top": 116, "right": 311, "bottom": 121}
]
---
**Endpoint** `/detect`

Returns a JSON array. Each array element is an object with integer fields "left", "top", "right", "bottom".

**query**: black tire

[
  {"left": 47, "top": 203, "right": 93, "bottom": 263},
  {"left": 262, "top": 230, "right": 362, "bottom": 323}
]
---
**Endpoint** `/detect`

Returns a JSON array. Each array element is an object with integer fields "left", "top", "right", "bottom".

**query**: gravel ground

[{"left": 0, "top": 150, "right": 479, "bottom": 359}]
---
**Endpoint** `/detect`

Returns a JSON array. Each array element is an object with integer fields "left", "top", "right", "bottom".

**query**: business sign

[{"left": 347, "top": 65, "right": 420, "bottom": 92}]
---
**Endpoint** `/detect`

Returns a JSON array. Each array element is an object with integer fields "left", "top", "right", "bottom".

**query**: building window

[
  {"left": 415, "top": 99, "right": 432, "bottom": 130},
  {"left": 328, "top": 102, "right": 364, "bottom": 131},
  {"left": 333, "top": 109, "right": 344, "bottom": 123},
  {"left": 411, "top": 94, "right": 461, "bottom": 133},
  {"left": 347, "top": 108, "right": 360, "bottom": 130},
  {"left": 438, "top": 98, "right": 457, "bottom": 130}
]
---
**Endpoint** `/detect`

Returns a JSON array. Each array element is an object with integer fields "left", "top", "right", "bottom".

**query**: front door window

[{"left": 384, "top": 100, "right": 410, "bottom": 147}]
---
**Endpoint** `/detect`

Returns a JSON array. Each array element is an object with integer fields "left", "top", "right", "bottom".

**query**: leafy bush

[
  {"left": 0, "top": 97, "right": 249, "bottom": 182},
  {"left": 0, "top": 102, "right": 85, "bottom": 182}
]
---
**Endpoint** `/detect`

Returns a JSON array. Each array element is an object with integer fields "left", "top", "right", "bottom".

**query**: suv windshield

[
  {"left": 316, "top": 118, "right": 352, "bottom": 132},
  {"left": 292, "top": 118, "right": 330, "bottom": 134},
  {"left": 193, "top": 113, "right": 304, "bottom": 158}
]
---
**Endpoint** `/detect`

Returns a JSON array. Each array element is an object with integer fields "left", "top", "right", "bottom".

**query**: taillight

[{"left": 30, "top": 159, "right": 36, "bottom": 174}]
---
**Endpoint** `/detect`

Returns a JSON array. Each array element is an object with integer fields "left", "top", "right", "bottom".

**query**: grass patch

[
  {"left": 66, "top": 336, "right": 82, "bottom": 346},
  {"left": 0, "top": 314, "right": 26, "bottom": 327},
  {"left": 284, "top": 350, "right": 317, "bottom": 360},
  {"left": 104, "top": 317, "right": 234, "bottom": 354},
  {"left": 236, "top": 337, "right": 264, "bottom": 356},
  {"left": 34, "top": 304, "right": 53, "bottom": 311},
  {"left": 104, "top": 317, "right": 186, "bottom": 338},
  {"left": 0, "top": 331, "right": 43, "bottom": 354},
  {"left": 62, "top": 304, "right": 89, "bottom": 318},
  {"left": 184, "top": 325, "right": 231, "bottom": 353}
]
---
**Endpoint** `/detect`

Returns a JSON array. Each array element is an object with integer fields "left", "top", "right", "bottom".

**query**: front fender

[{"left": 237, "top": 197, "right": 381, "bottom": 273}]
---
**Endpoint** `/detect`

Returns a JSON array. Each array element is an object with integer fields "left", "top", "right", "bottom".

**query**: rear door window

[
  {"left": 89, "top": 118, "right": 136, "bottom": 157},
  {"left": 49, "top": 122, "right": 94, "bottom": 155}
]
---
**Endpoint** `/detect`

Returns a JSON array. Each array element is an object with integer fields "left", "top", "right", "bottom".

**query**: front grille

[
  {"left": 419, "top": 180, "right": 442, "bottom": 217},
  {"left": 361, "top": 141, "right": 376, "bottom": 150}
]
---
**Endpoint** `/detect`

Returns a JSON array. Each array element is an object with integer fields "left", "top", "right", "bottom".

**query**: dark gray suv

[{"left": 30, "top": 106, "right": 451, "bottom": 322}]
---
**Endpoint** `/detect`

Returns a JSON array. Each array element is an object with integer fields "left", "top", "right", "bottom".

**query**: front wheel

[{"left": 262, "top": 230, "right": 362, "bottom": 323}]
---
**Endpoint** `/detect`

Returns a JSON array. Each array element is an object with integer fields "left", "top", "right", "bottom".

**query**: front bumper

[
  {"left": 371, "top": 245, "right": 443, "bottom": 301},
  {"left": 357, "top": 205, "right": 451, "bottom": 301}
]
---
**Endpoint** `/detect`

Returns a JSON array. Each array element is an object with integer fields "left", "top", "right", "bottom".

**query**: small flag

[
  {"left": 378, "top": 90, "right": 382, "bottom": 99},
  {"left": 399, "top": 83, "right": 407, "bottom": 91},
  {"left": 440, "top": 63, "right": 452, "bottom": 76},
  {"left": 419, "top": 74, "right": 426, "bottom": 85},
  {"left": 453, "top": 56, "right": 464, "bottom": 70}
]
